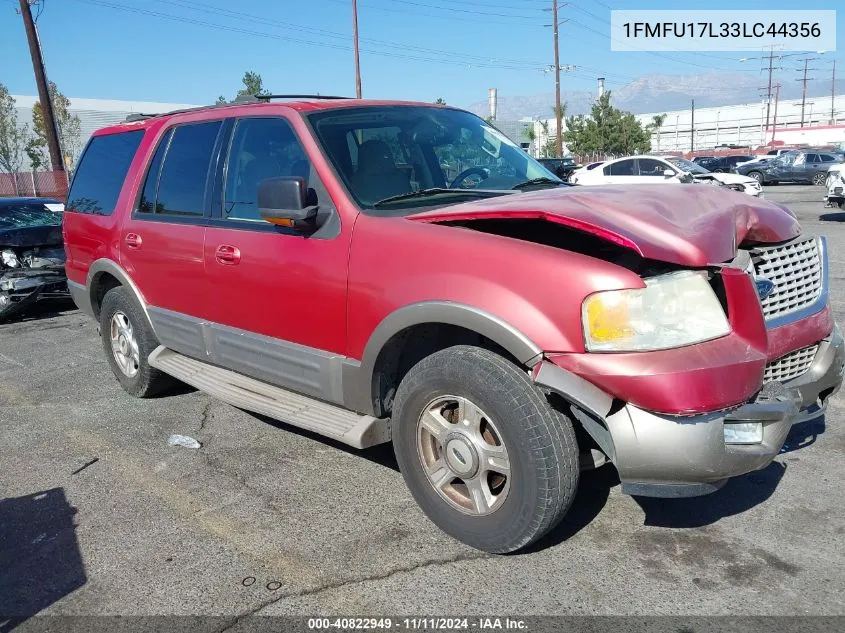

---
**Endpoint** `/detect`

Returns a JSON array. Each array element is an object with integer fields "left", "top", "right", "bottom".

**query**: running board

[{"left": 148, "top": 346, "right": 390, "bottom": 449}]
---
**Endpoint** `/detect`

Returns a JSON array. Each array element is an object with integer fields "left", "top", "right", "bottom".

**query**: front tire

[
  {"left": 100, "top": 286, "right": 171, "bottom": 397},
  {"left": 392, "top": 346, "right": 579, "bottom": 553}
]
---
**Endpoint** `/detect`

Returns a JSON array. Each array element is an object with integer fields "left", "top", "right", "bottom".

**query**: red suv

[{"left": 63, "top": 97, "right": 844, "bottom": 553}]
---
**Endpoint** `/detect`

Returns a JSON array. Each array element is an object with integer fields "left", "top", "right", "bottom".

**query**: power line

[
  {"left": 71, "top": 0, "right": 549, "bottom": 71},
  {"left": 152, "top": 0, "right": 550, "bottom": 66},
  {"left": 318, "top": 0, "right": 544, "bottom": 27}
]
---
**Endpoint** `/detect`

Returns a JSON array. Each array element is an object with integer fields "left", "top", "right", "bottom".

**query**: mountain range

[{"left": 466, "top": 72, "right": 845, "bottom": 120}]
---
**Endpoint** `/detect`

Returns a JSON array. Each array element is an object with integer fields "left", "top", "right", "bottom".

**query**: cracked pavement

[{"left": 1, "top": 185, "right": 844, "bottom": 618}]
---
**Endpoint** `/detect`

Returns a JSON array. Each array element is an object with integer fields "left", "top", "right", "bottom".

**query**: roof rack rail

[
  {"left": 235, "top": 93, "right": 352, "bottom": 103},
  {"left": 121, "top": 94, "right": 352, "bottom": 123}
]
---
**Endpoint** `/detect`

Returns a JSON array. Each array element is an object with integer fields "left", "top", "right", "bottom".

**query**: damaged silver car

[{"left": 0, "top": 197, "right": 69, "bottom": 321}]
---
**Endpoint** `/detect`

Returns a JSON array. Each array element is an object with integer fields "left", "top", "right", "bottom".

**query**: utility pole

[
  {"left": 796, "top": 56, "right": 817, "bottom": 127},
  {"left": 19, "top": 0, "right": 64, "bottom": 173},
  {"left": 763, "top": 46, "right": 775, "bottom": 132},
  {"left": 552, "top": 0, "right": 562, "bottom": 158},
  {"left": 771, "top": 83, "right": 781, "bottom": 145},
  {"left": 352, "top": 0, "right": 362, "bottom": 98},
  {"left": 832, "top": 59, "right": 837, "bottom": 124},
  {"left": 690, "top": 99, "right": 695, "bottom": 152}
]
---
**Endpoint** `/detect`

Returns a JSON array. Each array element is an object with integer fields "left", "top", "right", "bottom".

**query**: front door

[
  {"left": 203, "top": 115, "right": 352, "bottom": 403},
  {"left": 120, "top": 119, "right": 226, "bottom": 360}
]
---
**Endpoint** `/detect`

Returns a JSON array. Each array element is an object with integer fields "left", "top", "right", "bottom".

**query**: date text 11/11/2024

[
  {"left": 623, "top": 21, "right": 821, "bottom": 39},
  {"left": 307, "top": 618, "right": 528, "bottom": 630}
]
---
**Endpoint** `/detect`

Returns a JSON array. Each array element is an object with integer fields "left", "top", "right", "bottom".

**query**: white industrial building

[
  {"left": 11, "top": 95, "right": 202, "bottom": 170},
  {"left": 527, "top": 92, "right": 845, "bottom": 158},
  {"left": 638, "top": 93, "right": 845, "bottom": 153}
]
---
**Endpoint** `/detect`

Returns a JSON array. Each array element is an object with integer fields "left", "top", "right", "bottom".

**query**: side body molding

[{"left": 342, "top": 301, "right": 544, "bottom": 415}]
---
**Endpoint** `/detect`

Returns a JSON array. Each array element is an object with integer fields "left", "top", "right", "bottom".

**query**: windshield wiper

[
  {"left": 511, "top": 177, "right": 565, "bottom": 190},
  {"left": 372, "top": 188, "right": 510, "bottom": 208}
]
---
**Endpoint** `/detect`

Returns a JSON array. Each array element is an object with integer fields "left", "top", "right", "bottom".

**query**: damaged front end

[{"left": 0, "top": 201, "right": 69, "bottom": 321}]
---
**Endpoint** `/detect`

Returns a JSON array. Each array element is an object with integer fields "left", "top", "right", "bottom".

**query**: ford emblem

[{"left": 755, "top": 278, "right": 776, "bottom": 300}]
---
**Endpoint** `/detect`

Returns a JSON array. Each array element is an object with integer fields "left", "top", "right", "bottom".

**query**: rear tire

[
  {"left": 392, "top": 345, "right": 579, "bottom": 553},
  {"left": 100, "top": 286, "right": 172, "bottom": 398},
  {"left": 813, "top": 172, "right": 828, "bottom": 186}
]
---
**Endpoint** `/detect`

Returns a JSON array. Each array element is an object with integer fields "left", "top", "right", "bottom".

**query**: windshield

[
  {"left": 0, "top": 203, "right": 63, "bottom": 231},
  {"left": 665, "top": 156, "right": 709, "bottom": 175},
  {"left": 307, "top": 106, "right": 561, "bottom": 213}
]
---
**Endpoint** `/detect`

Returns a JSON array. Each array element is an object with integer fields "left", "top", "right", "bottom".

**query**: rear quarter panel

[{"left": 63, "top": 123, "right": 158, "bottom": 288}]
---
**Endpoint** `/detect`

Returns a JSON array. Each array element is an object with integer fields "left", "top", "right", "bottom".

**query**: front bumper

[
  {"left": 537, "top": 326, "right": 844, "bottom": 498},
  {"left": 0, "top": 267, "right": 69, "bottom": 321}
]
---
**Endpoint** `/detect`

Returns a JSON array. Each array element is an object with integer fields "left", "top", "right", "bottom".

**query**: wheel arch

[
  {"left": 87, "top": 259, "right": 153, "bottom": 330},
  {"left": 342, "top": 302, "right": 543, "bottom": 416}
]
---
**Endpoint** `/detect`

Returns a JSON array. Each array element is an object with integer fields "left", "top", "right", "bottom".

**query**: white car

[
  {"left": 567, "top": 161, "right": 604, "bottom": 183},
  {"left": 570, "top": 155, "right": 763, "bottom": 197},
  {"left": 825, "top": 163, "right": 845, "bottom": 208}
]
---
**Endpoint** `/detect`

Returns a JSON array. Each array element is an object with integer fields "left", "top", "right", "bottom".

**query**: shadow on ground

[
  {"left": 0, "top": 488, "right": 86, "bottom": 632},
  {"left": 249, "top": 410, "right": 399, "bottom": 471},
  {"left": 0, "top": 299, "right": 78, "bottom": 326},
  {"left": 821, "top": 212, "right": 845, "bottom": 222}
]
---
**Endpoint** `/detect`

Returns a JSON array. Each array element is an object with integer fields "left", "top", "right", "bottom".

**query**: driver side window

[
  {"left": 224, "top": 117, "right": 311, "bottom": 222},
  {"left": 604, "top": 159, "right": 635, "bottom": 176},
  {"left": 636, "top": 159, "right": 668, "bottom": 176}
]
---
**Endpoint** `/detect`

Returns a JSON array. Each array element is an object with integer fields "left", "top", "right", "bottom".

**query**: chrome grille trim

[
  {"left": 764, "top": 344, "right": 819, "bottom": 383},
  {"left": 749, "top": 236, "right": 828, "bottom": 328}
]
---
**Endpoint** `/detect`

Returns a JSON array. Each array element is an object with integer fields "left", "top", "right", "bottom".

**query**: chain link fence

[{"left": 0, "top": 171, "right": 70, "bottom": 200}]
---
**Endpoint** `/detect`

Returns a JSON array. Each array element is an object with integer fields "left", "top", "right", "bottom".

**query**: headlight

[
  {"left": 1, "top": 249, "right": 19, "bottom": 268},
  {"left": 582, "top": 270, "right": 730, "bottom": 352}
]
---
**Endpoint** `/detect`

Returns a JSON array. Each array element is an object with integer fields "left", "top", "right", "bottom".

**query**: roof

[{"left": 92, "top": 98, "right": 448, "bottom": 136}]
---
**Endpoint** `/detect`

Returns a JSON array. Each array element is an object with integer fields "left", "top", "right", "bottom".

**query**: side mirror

[
  {"left": 258, "top": 177, "right": 318, "bottom": 231},
  {"left": 663, "top": 168, "right": 675, "bottom": 178}
]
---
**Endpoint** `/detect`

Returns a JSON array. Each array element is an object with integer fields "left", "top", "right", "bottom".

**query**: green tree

[
  {"left": 646, "top": 113, "right": 667, "bottom": 153},
  {"left": 434, "top": 97, "right": 446, "bottom": 105},
  {"left": 26, "top": 81, "right": 82, "bottom": 171},
  {"left": 552, "top": 102, "right": 567, "bottom": 119},
  {"left": 236, "top": 71, "right": 270, "bottom": 99},
  {"left": 563, "top": 91, "right": 650, "bottom": 156},
  {"left": 0, "top": 84, "right": 28, "bottom": 174}
]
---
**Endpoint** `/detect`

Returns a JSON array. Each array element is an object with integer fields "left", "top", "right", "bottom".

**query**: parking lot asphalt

[{"left": 1, "top": 184, "right": 844, "bottom": 620}]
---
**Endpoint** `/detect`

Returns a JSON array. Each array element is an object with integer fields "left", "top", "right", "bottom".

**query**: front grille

[
  {"left": 764, "top": 344, "right": 819, "bottom": 383},
  {"left": 751, "top": 237, "right": 822, "bottom": 321}
]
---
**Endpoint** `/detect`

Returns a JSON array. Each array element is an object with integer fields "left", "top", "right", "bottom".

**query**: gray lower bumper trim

[{"left": 536, "top": 325, "right": 845, "bottom": 499}]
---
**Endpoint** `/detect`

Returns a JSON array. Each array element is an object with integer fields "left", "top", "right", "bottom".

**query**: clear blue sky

[{"left": 1, "top": 0, "right": 841, "bottom": 107}]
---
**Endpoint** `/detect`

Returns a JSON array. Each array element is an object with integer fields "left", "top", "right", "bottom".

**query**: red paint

[
  {"left": 63, "top": 99, "right": 834, "bottom": 417},
  {"left": 410, "top": 184, "right": 801, "bottom": 267}
]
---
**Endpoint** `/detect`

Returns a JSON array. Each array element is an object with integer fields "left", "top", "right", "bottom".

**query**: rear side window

[
  {"left": 142, "top": 121, "right": 222, "bottom": 217},
  {"left": 67, "top": 130, "right": 144, "bottom": 215}
]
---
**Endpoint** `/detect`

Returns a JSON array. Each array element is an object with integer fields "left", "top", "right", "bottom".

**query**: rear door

[{"left": 120, "top": 118, "right": 227, "bottom": 359}]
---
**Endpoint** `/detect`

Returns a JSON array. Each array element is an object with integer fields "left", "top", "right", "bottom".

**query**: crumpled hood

[
  {"left": 692, "top": 172, "right": 755, "bottom": 186},
  {"left": 409, "top": 184, "right": 801, "bottom": 267}
]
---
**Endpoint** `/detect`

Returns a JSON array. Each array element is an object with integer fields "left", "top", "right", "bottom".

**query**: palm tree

[
  {"left": 552, "top": 102, "right": 568, "bottom": 119},
  {"left": 648, "top": 113, "right": 667, "bottom": 153}
]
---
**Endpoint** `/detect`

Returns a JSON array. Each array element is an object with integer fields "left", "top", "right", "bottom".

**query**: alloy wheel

[
  {"left": 110, "top": 311, "right": 140, "bottom": 378},
  {"left": 416, "top": 395, "right": 511, "bottom": 516}
]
